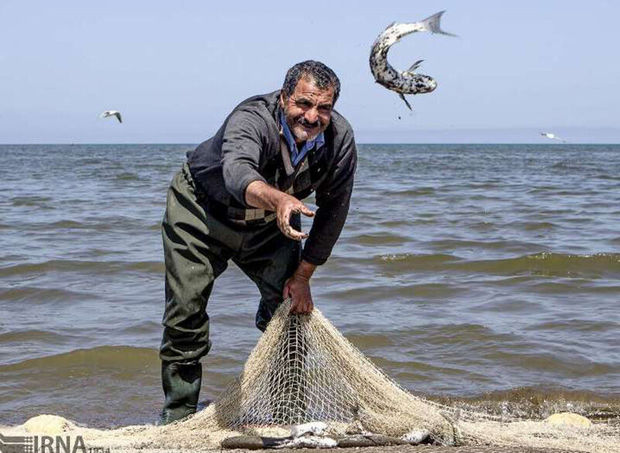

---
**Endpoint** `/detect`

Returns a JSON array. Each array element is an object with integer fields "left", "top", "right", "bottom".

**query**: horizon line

[{"left": 1, "top": 142, "right": 620, "bottom": 146}]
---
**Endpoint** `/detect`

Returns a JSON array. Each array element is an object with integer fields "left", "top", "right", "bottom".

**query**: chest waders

[{"left": 159, "top": 164, "right": 301, "bottom": 424}]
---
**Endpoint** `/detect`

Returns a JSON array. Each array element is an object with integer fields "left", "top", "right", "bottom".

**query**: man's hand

[
  {"left": 283, "top": 260, "right": 316, "bottom": 314},
  {"left": 283, "top": 274, "right": 313, "bottom": 314},
  {"left": 276, "top": 195, "right": 314, "bottom": 240},
  {"left": 245, "top": 180, "right": 314, "bottom": 241}
]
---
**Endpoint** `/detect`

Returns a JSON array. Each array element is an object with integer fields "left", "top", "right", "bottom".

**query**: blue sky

[{"left": 1, "top": 0, "right": 619, "bottom": 143}]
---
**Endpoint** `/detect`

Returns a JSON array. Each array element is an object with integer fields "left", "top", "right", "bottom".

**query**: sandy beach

[{"left": 3, "top": 410, "right": 617, "bottom": 453}]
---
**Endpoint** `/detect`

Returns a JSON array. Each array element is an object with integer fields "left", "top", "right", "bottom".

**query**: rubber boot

[{"left": 160, "top": 360, "right": 202, "bottom": 425}]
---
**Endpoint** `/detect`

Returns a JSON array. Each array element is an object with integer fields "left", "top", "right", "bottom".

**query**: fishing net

[
  {"left": 6, "top": 299, "right": 620, "bottom": 452},
  {"left": 145, "top": 299, "right": 618, "bottom": 452}
]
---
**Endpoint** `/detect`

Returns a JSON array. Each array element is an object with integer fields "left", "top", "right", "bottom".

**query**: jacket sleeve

[
  {"left": 220, "top": 109, "right": 268, "bottom": 206},
  {"left": 302, "top": 128, "right": 357, "bottom": 265}
]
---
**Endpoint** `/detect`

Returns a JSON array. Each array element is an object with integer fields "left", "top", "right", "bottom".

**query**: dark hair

[{"left": 281, "top": 60, "right": 341, "bottom": 104}]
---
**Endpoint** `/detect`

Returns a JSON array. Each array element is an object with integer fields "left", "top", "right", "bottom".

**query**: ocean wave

[
  {"left": 375, "top": 252, "right": 620, "bottom": 277},
  {"left": 527, "top": 280, "right": 620, "bottom": 294},
  {"left": 118, "top": 321, "right": 161, "bottom": 335},
  {"left": 378, "top": 252, "right": 456, "bottom": 266},
  {"left": 0, "top": 259, "right": 164, "bottom": 277},
  {"left": 124, "top": 261, "right": 165, "bottom": 273},
  {"left": 351, "top": 232, "right": 412, "bottom": 245},
  {"left": 10, "top": 196, "right": 53, "bottom": 208},
  {"left": 435, "top": 386, "right": 620, "bottom": 421},
  {"left": 114, "top": 172, "right": 140, "bottom": 181},
  {"left": 426, "top": 238, "right": 543, "bottom": 251},
  {"left": 45, "top": 220, "right": 91, "bottom": 229},
  {"left": 0, "top": 329, "right": 68, "bottom": 344},
  {"left": 0, "top": 286, "right": 91, "bottom": 303},
  {"left": 482, "top": 350, "right": 616, "bottom": 376},
  {"left": 0, "top": 345, "right": 158, "bottom": 373},
  {"left": 525, "top": 319, "right": 619, "bottom": 334},
  {"left": 519, "top": 221, "right": 558, "bottom": 231},
  {"left": 383, "top": 187, "right": 436, "bottom": 197}
]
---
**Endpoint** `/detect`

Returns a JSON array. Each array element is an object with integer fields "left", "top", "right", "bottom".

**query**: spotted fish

[{"left": 369, "top": 11, "right": 455, "bottom": 110}]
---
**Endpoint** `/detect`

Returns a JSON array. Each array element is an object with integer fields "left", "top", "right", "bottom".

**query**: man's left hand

[{"left": 283, "top": 265, "right": 314, "bottom": 314}]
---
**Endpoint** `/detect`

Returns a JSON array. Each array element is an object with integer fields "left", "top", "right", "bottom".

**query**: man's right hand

[
  {"left": 275, "top": 194, "right": 314, "bottom": 240},
  {"left": 245, "top": 180, "right": 314, "bottom": 241}
]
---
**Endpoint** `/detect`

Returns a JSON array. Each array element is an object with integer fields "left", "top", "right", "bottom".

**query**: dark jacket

[{"left": 187, "top": 90, "right": 357, "bottom": 265}]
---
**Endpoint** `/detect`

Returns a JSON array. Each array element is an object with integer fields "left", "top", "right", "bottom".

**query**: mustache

[{"left": 297, "top": 117, "right": 321, "bottom": 128}]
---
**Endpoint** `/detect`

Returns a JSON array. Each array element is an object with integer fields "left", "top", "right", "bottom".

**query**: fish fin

[
  {"left": 420, "top": 10, "right": 457, "bottom": 37},
  {"left": 407, "top": 59, "right": 424, "bottom": 73},
  {"left": 398, "top": 93, "right": 412, "bottom": 110}
]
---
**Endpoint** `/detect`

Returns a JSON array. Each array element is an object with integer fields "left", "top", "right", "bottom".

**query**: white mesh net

[{"left": 214, "top": 303, "right": 454, "bottom": 440}]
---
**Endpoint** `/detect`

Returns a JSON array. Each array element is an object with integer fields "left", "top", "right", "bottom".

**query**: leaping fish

[{"left": 369, "top": 11, "right": 456, "bottom": 110}]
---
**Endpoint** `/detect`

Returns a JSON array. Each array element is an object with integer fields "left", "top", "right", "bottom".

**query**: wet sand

[
  {"left": 99, "top": 446, "right": 575, "bottom": 452},
  {"left": 257, "top": 447, "right": 572, "bottom": 453}
]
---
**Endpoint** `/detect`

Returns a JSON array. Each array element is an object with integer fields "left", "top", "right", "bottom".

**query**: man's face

[{"left": 281, "top": 77, "right": 334, "bottom": 145}]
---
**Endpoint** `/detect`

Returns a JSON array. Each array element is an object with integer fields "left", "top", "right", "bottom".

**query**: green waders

[{"left": 159, "top": 164, "right": 301, "bottom": 424}]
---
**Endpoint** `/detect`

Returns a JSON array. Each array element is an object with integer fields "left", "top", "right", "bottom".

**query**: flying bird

[
  {"left": 540, "top": 132, "right": 566, "bottom": 143},
  {"left": 100, "top": 110, "right": 122, "bottom": 123},
  {"left": 369, "top": 11, "right": 456, "bottom": 110}
]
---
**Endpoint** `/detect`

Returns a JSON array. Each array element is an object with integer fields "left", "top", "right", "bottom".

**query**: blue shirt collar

[{"left": 279, "top": 110, "right": 325, "bottom": 167}]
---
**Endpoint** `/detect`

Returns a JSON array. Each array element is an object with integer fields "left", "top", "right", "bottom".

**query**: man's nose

[{"left": 304, "top": 107, "right": 319, "bottom": 124}]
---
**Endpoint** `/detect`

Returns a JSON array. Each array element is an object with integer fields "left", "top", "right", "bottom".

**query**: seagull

[
  {"left": 100, "top": 110, "right": 122, "bottom": 123},
  {"left": 540, "top": 132, "right": 565, "bottom": 143}
]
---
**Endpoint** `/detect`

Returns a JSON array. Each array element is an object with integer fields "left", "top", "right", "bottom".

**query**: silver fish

[{"left": 369, "top": 11, "right": 455, "bottom": 110}]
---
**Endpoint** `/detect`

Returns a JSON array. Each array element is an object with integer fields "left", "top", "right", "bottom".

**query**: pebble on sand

[
  {"left": 23, "top": 415, "right": 75, "bottom": 435},
  {"left": 544, "top": 412, "right": 592, "bottom": 428}
]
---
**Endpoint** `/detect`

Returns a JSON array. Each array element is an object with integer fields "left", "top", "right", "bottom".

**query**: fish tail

[{"left": 420, "top": 11, "right": 457, "bottom": 37}]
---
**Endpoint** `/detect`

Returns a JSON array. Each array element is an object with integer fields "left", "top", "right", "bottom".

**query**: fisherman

[{"left": 159, "top": 60, "right": 357, "bottom": 424}]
